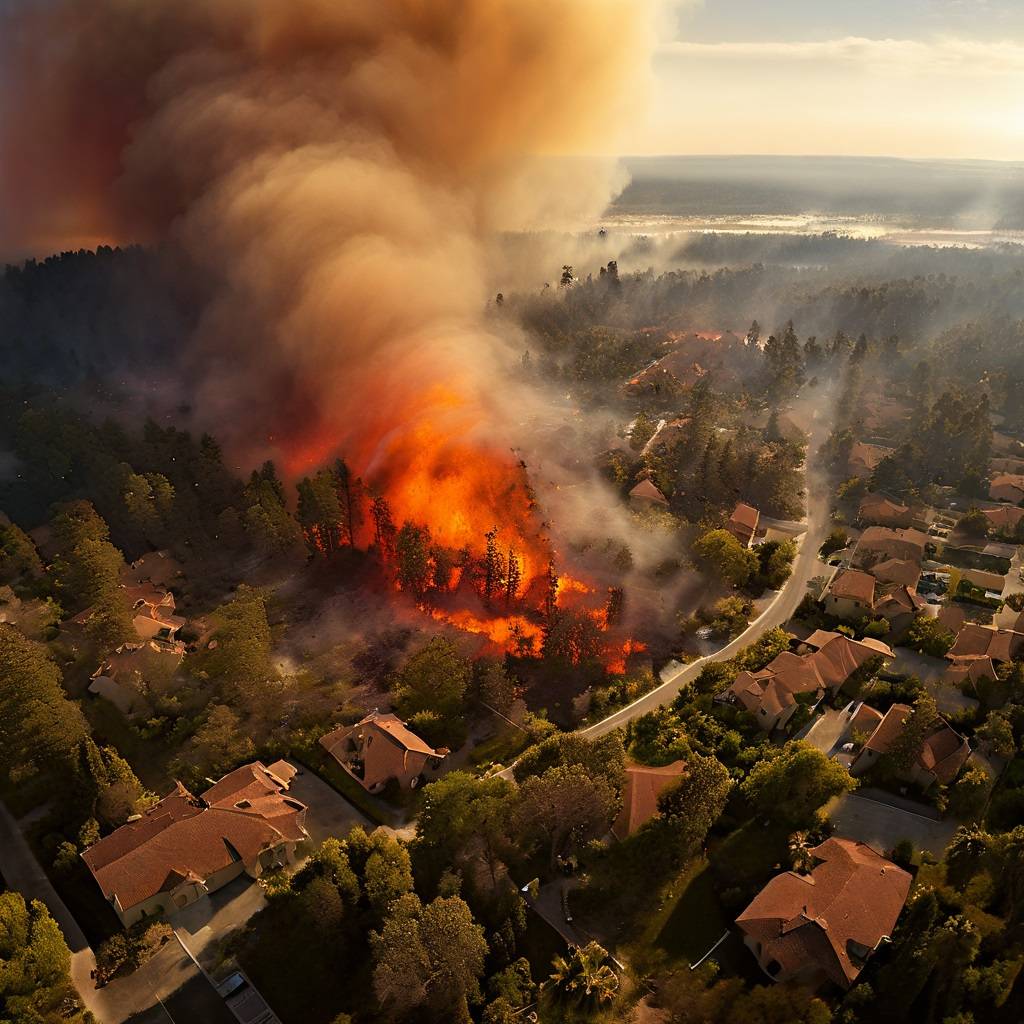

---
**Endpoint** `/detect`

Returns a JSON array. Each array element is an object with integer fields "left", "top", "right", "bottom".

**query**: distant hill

[{"left": 614, "top": 155, "right": 1024, "bottom": 228}]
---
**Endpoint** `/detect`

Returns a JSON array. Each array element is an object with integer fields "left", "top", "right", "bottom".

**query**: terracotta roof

[
  {"left": 868, "top": 559, "right": 922, "bottom": 590},
  {"left": 948, "top": 624, "right": 1024, "bottom": 663},
  {"left": 850, "top": 702, "right": 884, "bottom": 735},
  {"left": 859, "top": 703, "right": 970, "bottom": 786},
  {"left": 861, "top": 704, "right": 912, "bottom": 754},
  {"left": 858, "top": 494, "right": 910, "bottom": 524},
  {"left": 937, "top": 606, "right": 967, "bottom": 633},
  {"left": 629, "top": 479, "right": 669, "bottom": 505},
  {"left": 81, "top": 763, "right": 306, "bottom": 915},
  {"left": 730, "top": 503, "right": 760, "bottom": 532},
  {"left": 322, "top": 711, "right": 440, "bottom": 758},
  {"left": 943, "top": 658, "right": 997, "bottom": 687},
  {"left": 612, "top": 761, "right": 686, "bottom": 840},
  {"left": 984, "top": 506, "right": 1024, "bottom": 532},
  {"left": 855, "top": 527, "right": 928, "bottom": 565},
  {"left": 828, "top": 569, "right": 876, "bottom": 605},
  {"left": 874, "top": 585, "right": 926, "bottom": 619},
  {"left": 989, "top": 473, "right": 1024, "bottom": 500},
  {"left": 726, "top": 635, "right": 892, "bottom": 719},
  {"left": 804, "top": 629, "right": 841, "bottom": 650},
  {"left": 849, "top": 442, "right": 894, "bottom": 474},
  {"left": 737, "top": 838, "right": 911, "bottom": 988},
  {"left": 919, "top": 727, "right": 971, "bottom": 786}
]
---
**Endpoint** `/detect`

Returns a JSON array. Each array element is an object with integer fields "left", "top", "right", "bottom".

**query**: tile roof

[
  {"left": 726, "top": 635, "right": 892, "bottom": 719},
  {"left": 855, "top": 527, "right": 929, "bottom": 564},
  {"left": 730, "top": 503, "right": 760, "bottom": 532},
  {"left": 948, "top": 624, "right": 1024, "bottom": 663},
  {"left": 859, "top": 704, "right": 970, "bottom": 786},
  {"left": 629, "top": 479, "right": 669, "bottom": 505},
  {"left": 985, "top": 506, "right": 1024, "bottom": 532},
  {"left": 81, "top": 763, "right": 307, "bottom": 915},
  {"left": 612, "top": 761, "right": 686, "bottom": 840},
  {"left": 828, "top": 569, "right": 876, "bottom": 605},
  {"left": 849, "top": 442, "right": 894, "bottom": 474},
  {"left": 858, "top": 493, "right": 910, "bottom": 524},
  {"left": 868, "top": 558, "right": 922, "bottom": 590},
  {"left": 737, "top": 838, "right": 911, "bottom": 988}
]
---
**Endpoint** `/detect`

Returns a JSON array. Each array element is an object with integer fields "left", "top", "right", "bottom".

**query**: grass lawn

[
  {"left": 468, "top": 727, "right": 530, "bottom": 771},
  {"left": 708, "top": 820, "right": 791, "bottom": 900},
  {"left": 653, "top": 860, "right": 728, "bottom": 963}
]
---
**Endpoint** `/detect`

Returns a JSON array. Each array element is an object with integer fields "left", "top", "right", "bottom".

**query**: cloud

[{"left": 657, "top": 35, "right": 1024, "bottom": 76}]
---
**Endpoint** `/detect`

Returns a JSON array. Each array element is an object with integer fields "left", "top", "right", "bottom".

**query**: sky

[{"left": 628, "top": 0, "right": 1024, "bottom": 160}]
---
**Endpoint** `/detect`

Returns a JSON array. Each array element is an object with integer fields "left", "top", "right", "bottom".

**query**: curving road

[{"left": 580, "top": 431, "right": 832, "bottom": 739}]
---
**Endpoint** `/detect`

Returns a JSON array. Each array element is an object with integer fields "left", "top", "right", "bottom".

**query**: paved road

[
  {"left": 580, "top": 447, "right": 831, "bottom": 739},
  {"left": 827, "top": 790, "right": 957, "bottom": 858},
  {"left": 0, "top": 799, "right": 111, "bottom": 1020}
]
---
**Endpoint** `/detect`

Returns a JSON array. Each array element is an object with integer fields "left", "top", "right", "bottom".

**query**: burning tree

[{"left": 371, "top": 495, "right": 397, "bottom": 559}]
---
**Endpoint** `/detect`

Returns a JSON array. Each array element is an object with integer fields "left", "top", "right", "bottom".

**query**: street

[{"left": 582, "top": 439, "right": 831, "bottom": 739}]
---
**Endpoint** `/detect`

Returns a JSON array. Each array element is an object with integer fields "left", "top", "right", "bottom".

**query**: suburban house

[
  {"left": 822, "top": 569, "right": 876, "bottom": 619},
  {"left": 990, "top": 456, "right": 1024, "bottom": 475},
  {"left": 737, "top": 838, "right": 911, "bottom": 989},
  {"left": 628, "top": 478, "right": 670, "bottom": 509},
  {"left": 948, "top": 623, "right": 1024, "bottom": 665},
  {"left": 857, "top": 493, "right": 914, "bottom": 528},
  {"left": 848, "top": 703, "right": 971, "bottom": 788},
  {"left": 989, "top": 474, "right": 1024, "bottom": 504},
  {"left": 853, "top": 526, "right": 929, "bottom": 568},
  {"left": 612, "top": 761, "right": 686, "bottom": 840},
  {"left": 87, "top": 639, "right": 186, "bottom": 719},
  {"left": 847, "top": 442, "right": 894, "bottom": 479},
  {"left": 70, "top": 582, "right": 186, "bottom": 643},
  {"left": 873, "top": 586, "right": 926, "bottom": 629},
  {"left": 724, "top": 631, "right": 893, "bottom": 731},
  {"left": 319, "top": 711, "right": 448, "bottom": 793},
  {"left": 124, "top": 583, "right": 187, "bottom": 641},
  {"left": 82, "top": 761, "right": 307, "bottom": 928},
  {"left": 727, "top": 502, "right": 760, "bottom": 548},
  {"left": 983, "top": 506, "right": 1024, "bottom": 535},
  {"left": 868, "top": 558, "right": 922, "bottom": 590}
]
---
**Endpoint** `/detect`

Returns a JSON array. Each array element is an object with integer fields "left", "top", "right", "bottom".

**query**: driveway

[
  {"left": 797, "top": 707, "right": 850, "bottom": 755},
  {"left": 827, "top": 790, "right": 957, "bottom": 857},
  {"left": 889, "top": 646, "right": 978, "bottom": 715},
  {"left": 284, "top": 760, "right": 373, "bottom": 845},
  {"left": 0, "top": 800, "right": 107, "bottom": 1020}
]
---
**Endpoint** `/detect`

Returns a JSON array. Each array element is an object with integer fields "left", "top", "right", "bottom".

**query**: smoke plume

[{"left": 1, "top": 0, "right": 655, "bottom": 569}]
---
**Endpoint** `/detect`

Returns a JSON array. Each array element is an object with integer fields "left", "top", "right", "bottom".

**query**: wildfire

[{"left": 279, "top": 385, "right": 642, "bottom": 672}]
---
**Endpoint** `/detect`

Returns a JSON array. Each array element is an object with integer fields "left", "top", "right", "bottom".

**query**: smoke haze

[{"left": 0, "top": 0, "right": 654, "bottom": 515}]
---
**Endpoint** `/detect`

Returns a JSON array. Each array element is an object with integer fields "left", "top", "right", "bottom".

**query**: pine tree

[
  {"left": 482, "top": 528, "right": 505, "bottom": 604},
  {"left": 505, "top": 548, "right": 521, "bottom": 604},
  {"left": 333, "top": 458, "right": 364, "bottom": 547},
  {"left": 544, "top": 559, "right": 559, "bottom": 621},
  {"left": 371, "top": 496, "right": 397, "bottom": 559}
]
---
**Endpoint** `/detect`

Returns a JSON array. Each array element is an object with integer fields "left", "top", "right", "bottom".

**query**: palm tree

[{"left": 548, "top": 942, "right": 618, "bottom": 1006}]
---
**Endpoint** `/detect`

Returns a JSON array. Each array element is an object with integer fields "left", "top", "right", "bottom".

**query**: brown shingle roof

[
  {"left": 737, "top": 838, "right": 911, "bottom": 988},
  {"left": 726, "top": 635, "right": 892, "bottom": 719}
]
